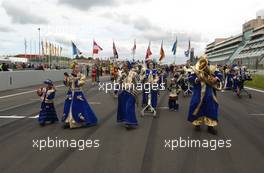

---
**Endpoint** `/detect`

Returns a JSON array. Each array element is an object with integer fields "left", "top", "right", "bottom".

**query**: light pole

[{"left": 38, "top": 28, "right": 41, "bottom": 64}]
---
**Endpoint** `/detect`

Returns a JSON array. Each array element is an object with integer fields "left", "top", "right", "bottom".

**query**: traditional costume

[
  {"left": 168, "top": 79, "right": 181, "bottom": 111},
  {"left": 37, "top": 79, "right": 58, "bottom": 126},
  {"left": 187, "top": 56, "right": 223, "bottom": 135},
  {"left": 62, "top": 62, "right": 98, "bottom": 129},
  {"left": 142, "top": 62, "right": 159, "bottom": 110},
  {"left": 117, "top": 63, "right": 138, "bottom": 129}
]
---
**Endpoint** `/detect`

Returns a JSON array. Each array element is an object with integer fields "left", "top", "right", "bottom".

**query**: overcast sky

[{"left": 0, "top": 0, "right": 264, "bottom": 64}]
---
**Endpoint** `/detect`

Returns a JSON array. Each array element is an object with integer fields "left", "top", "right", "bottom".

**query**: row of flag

[
  {"left": 71, "top": 39, "right": 191, "bottom": 62},
  {"left": 41, "top": 41, "right": 63, "bottom": 57},
  {"left": 24, "top": 39, "right": 63, "bottom": 57}
]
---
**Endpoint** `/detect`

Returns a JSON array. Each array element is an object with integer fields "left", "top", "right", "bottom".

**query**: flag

[
  {"left": 93, "top": 40, "right": 103, "bottom": 54},
  {"left": 172, "top": 38, "right": 177, "bottom": 55},
  {"left": 45, "top": 41, "right": 48, "bottom": 55},
  {"left": 159, "top": 40, "right": 165, "bottom": 61},
  {"left": 132, "top": 39, "right": 136, "bottom": 55},
  {"left": 184, "top": 39, "right": 191, "bottom": 57},
  {"left": 145, "top": 41, "right": 152, "bottom": 60},
  {"left": 60, "top": 46, "right": 63, "bottom": 56},
  {"left": 72, "top": 41, "right": 81, "bottom": 56},
  {"left": 24, "top": 39, "right": 27, "bottom": 51},
  {"left": 41, "top": 41, "right": 45, "bottom": 55},
  {"left": 113, "top": 41, "right": 118, "bottom": 58}
]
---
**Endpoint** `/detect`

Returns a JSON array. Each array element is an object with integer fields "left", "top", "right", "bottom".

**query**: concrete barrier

[{"left": 0, "top": 69, "right": 71, "bottom": 91}]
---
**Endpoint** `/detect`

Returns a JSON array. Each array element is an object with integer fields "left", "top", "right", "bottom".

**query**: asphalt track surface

[{"left": 0, "top": 76, "right": 263, "bottom": 173}]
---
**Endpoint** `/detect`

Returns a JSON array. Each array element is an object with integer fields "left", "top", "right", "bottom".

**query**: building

[{"left": 205, "top": 16, "right": 264, "bottom": 69}]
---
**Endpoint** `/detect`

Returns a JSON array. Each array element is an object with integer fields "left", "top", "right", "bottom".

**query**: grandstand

[{"left": 205, "top": 16, "right": 264, "bottom": 69}]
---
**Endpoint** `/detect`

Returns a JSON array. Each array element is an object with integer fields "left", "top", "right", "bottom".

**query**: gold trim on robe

[{"left": 192, "top": 116, "right": 218, "bottom": 127}]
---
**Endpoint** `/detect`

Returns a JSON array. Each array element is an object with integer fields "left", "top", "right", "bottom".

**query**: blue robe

[
  {"left": 224, "top": 72, "right": 233, "bottom": 90},
  {"left": 187, "top": 71, "right": 223, "bottom": 124},
  {"left": 62, "top": 73, "right": 98, "bottom": 128},
  {"left": 117, "top": 90, "right": 137, "bottom": 126},
  {"left": 38, "top": 89, "right": 58, "bottom": 124},
  {"left": 142, "top": 69, "right": 158, "bottom": 108}
]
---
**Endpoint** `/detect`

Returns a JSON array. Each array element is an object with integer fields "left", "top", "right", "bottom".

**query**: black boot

[{"left": 207, "top": 126, "right": 217, "bottom": 135}]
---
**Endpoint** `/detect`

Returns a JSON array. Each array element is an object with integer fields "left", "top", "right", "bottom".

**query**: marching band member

[
  {"left": 232, "top": 66, "right": 241, "bottom": 96},
  {"left": 37, "top": 79, "right": 58, "bottom": 126},
  {"left": 62, "top": 61, "right": 98, "bottom": 129},
  {"left": 224, "top": 66, "right": 233, "bottom": 90},
  {"left": 168, "top": 78, "right": 181, "bottom": 111},
  {"left": 142, "top": 61, "right": 159, "bottom": 111},
  {"left": 117, "top": 62, "right": 139, "bottom": 129},
  {"left": 187, "top": 56, "right": 223, "bottom": 135}
]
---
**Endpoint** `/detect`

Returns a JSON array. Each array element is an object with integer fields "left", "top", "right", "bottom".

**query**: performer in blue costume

[
  {"left": 62, "top": 61, "right": 98, "bottom": 129},
  {"left": 37, "top": 79, "right": 58, "bottom": 126},
  {"left": 117, "top": 63, "right": 139, "bottom": 130},
  {"left": 188, "top": 56, "right": 223, "bottom": 135},
  {"left": 224, "top": 66, "right": 233, "bottom": 90},
  {"left": 142, "top": 61, "right": 159, "bottom": 111}
]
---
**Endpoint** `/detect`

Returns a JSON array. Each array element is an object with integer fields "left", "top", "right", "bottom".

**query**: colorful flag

[
  {"left": 72, "top": 41, "right": 81, "bottom": 56},
  {"left": 159, "top": 40, "right": 165, "bottom": 61},
  {"left": 113, "top": 41, "right": 118, "bottom": 59},
  {"left": 145, "top": 41, "right": 152, "bottom": 60},
  {"left": 184, "top": 39, "right": 191, "bottom": 57},
  {"left": 93, "top": 40, "right": 103, "bottom": 54},
  {"left": 172, "top": 38, "right": 177, "bottom": 55}
]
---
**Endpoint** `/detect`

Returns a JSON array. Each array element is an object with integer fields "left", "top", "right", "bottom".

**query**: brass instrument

[{"left": 191, "top": 56, "right": 222, "bottom": 91}]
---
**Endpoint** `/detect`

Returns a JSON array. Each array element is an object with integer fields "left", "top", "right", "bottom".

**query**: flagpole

[{"left": 174, "top": 37, "right": 177, "bottom": 64}]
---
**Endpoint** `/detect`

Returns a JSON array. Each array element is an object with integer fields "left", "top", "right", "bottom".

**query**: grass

[{"left": 245, "top": 74, "right": 264, "bottom": 90}]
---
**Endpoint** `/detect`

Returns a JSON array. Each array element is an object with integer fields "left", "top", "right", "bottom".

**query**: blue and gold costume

[
  {"left": 38, "top": 80, "right": 58, "bottom": 126},
  {"left": 187, "top": 57, "right": 223, "bottom": 133},
  {"left": 224, "top": 68, "right": 233, "bottom": 90},
  {"left": 117, "top": 65, "right": 138, "bottom": 129},
  {"left": 62, "top": 63, "right": 98, "bottom": 129},
  {"left": 142, "top": 66, "right": 159, "bottom": 109}
]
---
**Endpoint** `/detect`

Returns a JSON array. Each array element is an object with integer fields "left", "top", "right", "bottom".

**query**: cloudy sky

[{"left": 0, "top": 0, "right": 264, "bottom": 64}]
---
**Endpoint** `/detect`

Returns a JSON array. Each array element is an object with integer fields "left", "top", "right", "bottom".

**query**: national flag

[
  {"left": 184, "top": 39, "right": 191, "bottom": 57},
  {"left": 132, "top": 39, "right": 136, "bottom": 55},
  {"left": 72, "top": 41, "right": 81, "bottom": 56},
  {"left": 113, "top": 41, "right": 118, "bottom": 59},
  {"left": 172, "top": 38, "right": 177, "bottom": 55},
  {"left": 145, "top": 41, "right": 152, "bottom": 60},
  {"left": 93, "top": 40, "right": 103, "bottom": 54},
  {"left": 159, "top": 40, "right": 165, "bottom": 61}
]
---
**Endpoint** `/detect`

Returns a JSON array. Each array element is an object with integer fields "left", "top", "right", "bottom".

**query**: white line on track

[
  {"left": 244, "top": 87, "right": 264, "bottom": 93},
  {"left": 0, "top": 101, "right": 36, "bottom": 112},
  {"left": 0, "top": 114, "right": 39, "bottom": 119},
  {"left": 0, "top": 76, "right": 107, "bottom": 100},
  {"left": 0, "top": 115, "right": 26, "bottom": 119},
  {"left": 0, "top": 84, "right": 64, "bottom": 100},
  {"left": 28, "top": 114, "right": 39, "bottom": 118}
]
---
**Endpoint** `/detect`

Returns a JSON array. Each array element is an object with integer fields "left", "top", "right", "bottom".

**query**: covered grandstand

[{"left": 205, "top": 16, "right": 264, "bottom": 69}]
